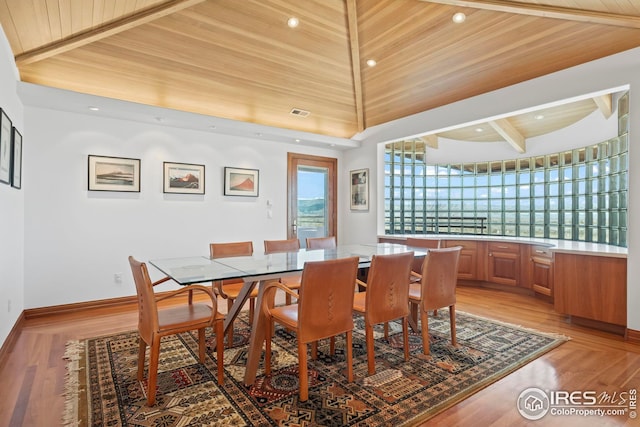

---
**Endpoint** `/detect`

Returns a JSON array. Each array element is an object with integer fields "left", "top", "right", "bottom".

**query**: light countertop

[{"left": 380, "top": 234, "right": 627, "bottom": 258}]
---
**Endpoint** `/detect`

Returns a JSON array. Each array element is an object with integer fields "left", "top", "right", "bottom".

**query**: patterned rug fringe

[
  {"left": 62, "top": 340, "right": 84, "bottom": 427},
  {"left": 457, "top": 310, "right": 572, "bottom": 342}
]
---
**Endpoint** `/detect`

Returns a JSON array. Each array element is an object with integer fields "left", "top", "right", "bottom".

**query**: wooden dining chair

[
  {"left": 305, "top": 236, "right": 337, "bottom": 249},
  {"left": 261, "top": 256, "right": 360, "bottom": 402},
  {"left": 264, "top": 238, "right": 302, "bottom": 305},
  {"left": 353, "top": 251, "right": 414, "bottom": 375},
  {"left": 408, "top": 246, "right": 462, "bottom": 355},
  {"left": 405, "top": 237, "right": 440, "bottom": 281},
  {"left": 210, "top": 241, "right": 258, "bottom": 347},
  {"left": 128, "top": 256, "right": 224, "bottom": 406}
]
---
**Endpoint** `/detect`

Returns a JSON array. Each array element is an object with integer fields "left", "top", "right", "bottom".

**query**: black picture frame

[
  {"left": 11, "top": 127, "right": 22, "bottom": 189},
  {"left": 88, "top": 155, "right": 141, "bottom": 192},
  {"left": 0, "top": 109, "right": 12, "bottom": 185},
  {"left": 224, "top": 167, "right": 259, "bottom": 197},
  {"left": 163, "top": 162, "right": 205, "bottom": 194}
]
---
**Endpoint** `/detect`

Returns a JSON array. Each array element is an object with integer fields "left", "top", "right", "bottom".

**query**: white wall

[
  {"left": 23, "top": 107, "right": 342, "bottom": 308},
  {"left": 344, "top": 47, "right": 640, "bottom": 331},
  {"left": 0, "top": 27, "right": 23, "bottom": 345}
]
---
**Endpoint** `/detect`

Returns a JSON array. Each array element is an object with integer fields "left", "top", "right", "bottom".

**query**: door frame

[{"left": 287, "top": 152, "right": 338, "bottom": 242}]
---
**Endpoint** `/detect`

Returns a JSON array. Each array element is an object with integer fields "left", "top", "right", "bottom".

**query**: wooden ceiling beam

[
  {"left": 345, "top": 0, "right": 365, "bottom": 133},
  {"left": 488, "top": 118, "right": 526, "bottom": 153},
  {"left": 422, "top": 0, "right": 640, "bottom": 29},
  {"left": 14, "top": 0, "right": 206, "bottom": 66},
  {"left": 593, "top": 94, "right": 613, "bottom": 119}
]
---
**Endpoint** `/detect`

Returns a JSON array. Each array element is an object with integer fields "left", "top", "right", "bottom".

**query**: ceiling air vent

[{"left": 290, "top": 108, "right": 310, "bottom": 118}]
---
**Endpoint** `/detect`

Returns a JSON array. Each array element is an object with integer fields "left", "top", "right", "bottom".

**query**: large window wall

[{"left": 384, "top": 94, "right": 629, "bottom": 247}]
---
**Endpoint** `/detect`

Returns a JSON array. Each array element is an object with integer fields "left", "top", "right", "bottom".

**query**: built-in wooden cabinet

[
  {"left": 554, "top": 253, "right": 626, "bottom": 326},
  {"left": 487, "top": 242, "right": 520, "bottom": 286},
  {"left": 443, "top": 240, "right": 479, "bottom": 280},
  {"left": 529, "top": 245, "right": 554, "bottom": 298}
]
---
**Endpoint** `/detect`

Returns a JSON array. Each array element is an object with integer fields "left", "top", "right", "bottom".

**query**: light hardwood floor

[{"left": 1, "top": 286, "right": 639, "bottom": 426}]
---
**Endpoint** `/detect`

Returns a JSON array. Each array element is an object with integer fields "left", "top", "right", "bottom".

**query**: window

[{"left": 383, "top": 94, "right": 629, "bottom": 247}]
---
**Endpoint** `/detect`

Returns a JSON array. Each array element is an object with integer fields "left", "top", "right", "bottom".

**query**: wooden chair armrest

[
  {"left": 212, "top": 280, "right": 229, "bottom": 298},
  {"left": 151, "top": 276, "right": 172, "bottom": 287},
  {"left": 356, "top": 279, "right": 367, "bottom": 288},
  {"left": 261, "top": 281, "right": 299, "bottom": 316},
  {"left": 157, "top": 285, "right": 217, "bottom": 311}
]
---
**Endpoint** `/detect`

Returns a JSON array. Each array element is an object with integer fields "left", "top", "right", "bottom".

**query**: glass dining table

[{"left": 149, "top": 242, "right": 426, "bottom": 386}]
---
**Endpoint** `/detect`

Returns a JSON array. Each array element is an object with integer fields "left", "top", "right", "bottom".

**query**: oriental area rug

[{"left": 63, "top": 310, "right": 567, "bottom": 426}]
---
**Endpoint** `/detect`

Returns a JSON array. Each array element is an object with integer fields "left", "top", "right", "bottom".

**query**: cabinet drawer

[
  {"left": 444, "top": 240, "right": 477, "bottom": 250},
  {"left": 530, "top": 245, "right": 553, "bottom": 259},
  {"left": 488, "top": 242, "right": 519, "bottom": 252}
]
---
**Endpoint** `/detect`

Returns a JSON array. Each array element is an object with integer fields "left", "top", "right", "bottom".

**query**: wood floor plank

[{"left": 0, "top": 286, "right": 638, "bottom": 426}]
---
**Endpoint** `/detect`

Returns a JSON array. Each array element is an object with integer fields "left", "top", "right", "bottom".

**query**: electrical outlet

[{"left": 114, "top": 273, "right": 123, "bottom": 285}]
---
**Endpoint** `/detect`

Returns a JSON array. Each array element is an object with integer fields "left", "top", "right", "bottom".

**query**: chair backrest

[
  {"left": 297, "top": 256, "right": 360, "bottom": 344},
  {"left": 420, "top": 246, "right": 462, "bottom": 310},
  {"left": 128, "top": 256, "right": 159, "bottom": 342},
  {"left": 210, "top": 241, "right": 253, "bottom": 258},
  {"left": 210, "top": 241, "right": 253, "bottom": 286},
  {"left": 264, "top": 238, "right": 300, "bottom": 254},
  {"left": 306, "top": 236, "right": 337, "bottom": 250},
  {"left": 405, "top": 237, "right": 440, "bottom": 273},
  {"left": 364, "top": 252, "right": 414, "bottom": 325}
]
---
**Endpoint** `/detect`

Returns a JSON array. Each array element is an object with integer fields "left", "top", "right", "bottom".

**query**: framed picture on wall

[
  {"left": 163, "top": 162, "right": 205, "bottom": 194},
  {"left": 11, "top": 127, "right": 22, "bottom": 189},
  {"left": 0, "top": 109, "right": 12, "bottom": 185},
  {"left": 88, "top": 155, "right": 140, "bottom": 192},
  {"left": 224, "top": 167, "right": 259, "bottom": 197},
  {"left": 350, "top": 168, "right": 369, "bottom": 211}
]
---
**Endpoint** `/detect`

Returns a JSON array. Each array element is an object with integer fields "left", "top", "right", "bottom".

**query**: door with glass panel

[{"left": 287, "top": 153, "right": 337, "bottom": 248}]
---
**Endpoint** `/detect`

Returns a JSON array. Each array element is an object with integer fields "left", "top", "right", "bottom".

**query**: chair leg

[
  {"left": 285, "top": 292, "right": 292, "bottom": 305},
  {"left": 249, "top": 298, "right": 255, "bottom": 324},
  {"left": 449, "top": 305, "right": 457, "bottom": 346},
  {"left": 329, "top": 336, "right": 335, "bottom": 356},
  {"left": 311, "top": 341, "right": 318, "bottom": 360},
  {"left": 299, "top": 341, "right": 308, "bottom": 402},
  {"left": 383, "top": 322, "right": 389, "bottom": 340},
  {"left": 147, "top": 336, "right": 161, "bottom": 406},
  {"left": 402, "top": 316, "right": 409, "bottom": 362},
  {"left": 226, "top": 299, "right": 234, "bottom": 348},
  {"left": 215, "top": 319, "right": 225, "bottom": 385},
  {"left": 420, "top": 309, "right": 430, "bottom": 355},
  {"left": 346, "top": 331, "right": 353, "bottom": 383},
  {"left": 137, "top": 338, "right": 147, "bottom": 381},
  {"left": 365, "top": 324, "right": 375, "bottom": 375},
  {"left": 198, "top": 328, "right": 206, "bottom": 362},
  {"left": 265, "top": 316, "right": 273, "bottom": 375}
]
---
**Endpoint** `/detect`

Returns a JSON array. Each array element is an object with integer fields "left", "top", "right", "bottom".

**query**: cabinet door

[
  {"left": 444, "top": 240, "right": 477, "bottom": 280},
  {"left": 531, "top": 256, "right": 553, "bottom": 296},
  {"left": 487, "top": 243, "right": 519, "bottom": 286}
]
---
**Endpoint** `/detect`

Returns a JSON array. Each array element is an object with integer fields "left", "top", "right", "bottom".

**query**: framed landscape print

[
  {"left": 163, "top": 162, "right": 205, "bottom": 194},
  {"left": 350, "top": 168, "right": 369, "bottom": 211},
  {"left": 11, "top": 127, "right": 22, "bottom": 189},
  {"left": 224, "top": 167, "right": 259, "bottom": 197},
  {"left": 0, "top": 109, "right": 12, "bottom": 185},
  {"left": 88, "top": 155, "right": 140, "bottom": 192}
]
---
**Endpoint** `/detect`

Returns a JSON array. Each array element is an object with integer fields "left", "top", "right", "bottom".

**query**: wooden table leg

[{"left": 243, "top": 280, "right": 267, "bottom": 386}]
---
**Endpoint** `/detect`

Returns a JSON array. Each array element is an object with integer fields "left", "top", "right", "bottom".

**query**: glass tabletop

[{"left": 149, "top": 243, "right": 426, "bottom": 285}]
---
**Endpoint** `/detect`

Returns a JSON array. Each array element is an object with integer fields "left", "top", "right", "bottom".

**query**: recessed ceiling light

[
  {"left": 452, "top": 12, "right": 466, "bottom": 24},
  {"left": 155, "top": 117, "right": 164, "bottom": 122},
  {"left": 534, "top": 114, "right": 545, "bottom": 120},
  {"left": 366, "top": 59, "right": 377, "bottom": 67},
  {"left": 209, "top": 125, "right": 217, "bottom": 129},
  {"left": 287, "top": 17, "right": 299, "bottom": 28},
  {"left": 88, "top": 106, "right": 99, "bottom": 111},
  {"left": 475, "top": 127, "right": 484, "bottom": 133},
  {"left": 295, "top": 139, "right": 301, "bottom": 143},
  {"left": 256, "top": 133, "right": 262, "bottom": 137}
]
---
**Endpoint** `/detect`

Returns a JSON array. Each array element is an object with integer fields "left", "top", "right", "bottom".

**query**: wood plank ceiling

[{"left": 0, "top": 0, "right": 639, "bottom": 150}]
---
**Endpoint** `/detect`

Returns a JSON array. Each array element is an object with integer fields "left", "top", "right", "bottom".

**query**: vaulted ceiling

[{"left": 1, "top": 0, "right": 639, "bottom": 149}]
